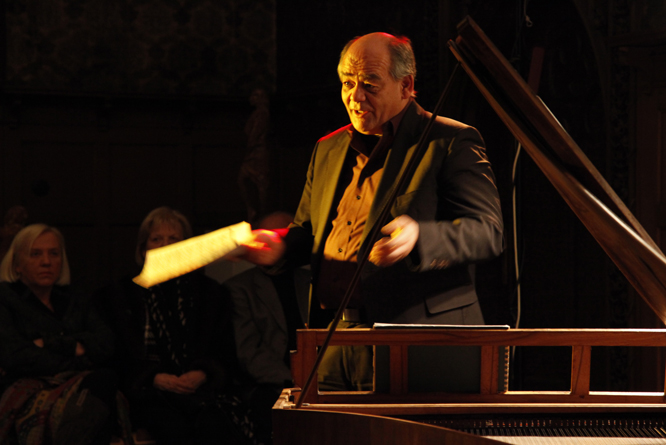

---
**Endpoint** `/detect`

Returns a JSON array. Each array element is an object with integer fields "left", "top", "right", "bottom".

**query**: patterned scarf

[{"left": 143, "top": 278, "right": 193, "bottom": 371}]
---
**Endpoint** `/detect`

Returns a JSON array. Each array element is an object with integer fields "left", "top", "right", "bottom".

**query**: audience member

[
  {"left": 224, "top": 212, "right": 310, "bottom": 444},
  {"left": 0, "top": 223, "right": 130, "bottom": 445},
  {"left": 95, "top": 207, "right": 253, "bottom": 445}
]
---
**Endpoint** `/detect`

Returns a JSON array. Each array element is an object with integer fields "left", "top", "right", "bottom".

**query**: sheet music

[{"left": 133, "top": 221, "right": 253, "bottom": 288}]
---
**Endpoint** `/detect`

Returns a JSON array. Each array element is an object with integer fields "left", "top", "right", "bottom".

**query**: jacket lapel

[
  {"left": 360, "top": 102, "right": 426, "bottom": 252},
  {"left": 312, "top": 127, "right": 352, "bottom": 253}
]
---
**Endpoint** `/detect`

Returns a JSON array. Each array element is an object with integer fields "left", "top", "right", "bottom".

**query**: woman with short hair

[{"left": 0, "top": 223, "right": 130, "bottom": 445}]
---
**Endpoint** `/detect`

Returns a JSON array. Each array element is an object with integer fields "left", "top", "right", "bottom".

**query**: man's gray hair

[{"left": 338, "top": 33, "right": 417, "bottom": 82}]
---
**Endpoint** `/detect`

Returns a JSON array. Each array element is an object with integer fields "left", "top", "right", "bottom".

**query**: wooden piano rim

[
  {"left": 289, "top": 328, "right": 666, "bottom": 406},
  {"left": 276, "top": 390, "right": 666, "bottom": 416}
]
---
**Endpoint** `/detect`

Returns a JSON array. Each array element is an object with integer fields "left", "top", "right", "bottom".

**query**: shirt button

[
  {"left": 338, "top": 248, "right": 343, "bottom": 253},
  {"left": 347, "top": 221, "right": 352, "bottom": 225},
  {"left": 356, "top": 195, "right": 361, "bottom": 200}
]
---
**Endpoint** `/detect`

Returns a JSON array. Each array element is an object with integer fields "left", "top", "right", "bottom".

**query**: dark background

[{"left": 2, "top": 0, "right": 666, "bottom": 393}]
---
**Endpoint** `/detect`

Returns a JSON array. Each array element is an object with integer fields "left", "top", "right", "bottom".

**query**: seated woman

[
  {"left": 0, "top": 224, "right": 130, "bottom": 445},
  {"left": 96, "top": 207, "right": 252, "bottom": 445}
]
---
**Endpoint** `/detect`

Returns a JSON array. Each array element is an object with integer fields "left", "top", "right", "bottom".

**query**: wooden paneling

[
  {"left": 18, "top": 141, "right": 96, "bottom": 224},
  {"left": 193, "top": 144, "right": 247, "bottom": 226},
  {"left": 109, "top": 143, "right": 190, "bottom": 223}
]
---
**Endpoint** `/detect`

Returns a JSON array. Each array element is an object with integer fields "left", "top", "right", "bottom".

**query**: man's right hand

[{"left": 240, "top": 229, "right": 286, "bottom": 266}]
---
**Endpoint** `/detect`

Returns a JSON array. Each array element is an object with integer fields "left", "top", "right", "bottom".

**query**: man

[
  {"left": 224, "top": 212, "right": 310, "bottom": 443},
  {"left": 243, "top": 32, "right": 503, "bottom": 390}
]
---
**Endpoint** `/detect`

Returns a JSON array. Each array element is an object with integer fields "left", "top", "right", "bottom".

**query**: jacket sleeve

[
  {"left": 415, "top": 126, "right": 504, "bottom": 270},
  {"left": 226, "top": 272, "right": 293, "bottom": 387},
  {"left": 0, "top": 289, "right": 90, "bottom": 376}
]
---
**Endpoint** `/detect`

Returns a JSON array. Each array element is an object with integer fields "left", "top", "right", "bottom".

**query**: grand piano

[{"left": 272, "top": 17, "right": 666, "bottom": 444}]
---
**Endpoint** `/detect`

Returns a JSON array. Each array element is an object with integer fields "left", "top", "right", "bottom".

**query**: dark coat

[
  {"left": 95, "top": 272, "right": 237, "bottom": 398},
  {"left": 225, "top": 266, "right": 310, "bottom": 387},
  {"left": 0, "top": 281, "right": 114, "bottom": 390},
  {"left": 284, "top": 100, "right": 504, "bottom": 324}
]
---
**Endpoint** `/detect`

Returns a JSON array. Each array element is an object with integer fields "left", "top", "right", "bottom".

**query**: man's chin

[{"left": 351, "top": 121, "right": 379, "bottom": 135}]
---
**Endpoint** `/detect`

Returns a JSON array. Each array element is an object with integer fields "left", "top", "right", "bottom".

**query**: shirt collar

[{"left": 348, "top": 99, "right": 412, "bottom": 156}]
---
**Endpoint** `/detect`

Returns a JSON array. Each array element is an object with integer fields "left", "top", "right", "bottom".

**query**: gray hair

[
  {"left": 338, "top": 33, "right": 417, "bottom": 82},
  {"left": 0, "top": 223, "right": 71, "bottom": 285}
]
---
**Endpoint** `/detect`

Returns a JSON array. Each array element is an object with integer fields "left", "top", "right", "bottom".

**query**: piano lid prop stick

[{"left": 133, "top": 221, "right": 254, "bottom": 288}]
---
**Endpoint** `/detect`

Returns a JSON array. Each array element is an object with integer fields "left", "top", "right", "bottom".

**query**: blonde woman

[{"left": 0, "top": 224, "right": 129, "bottom": 445}]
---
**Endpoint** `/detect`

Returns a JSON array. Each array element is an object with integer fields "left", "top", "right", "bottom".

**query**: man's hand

[
  {"left": 369, "top": 215, "right": 419, "bottom": 267},
  {"left": 240, "top": 229, "right": 286, "bottom": 266}
]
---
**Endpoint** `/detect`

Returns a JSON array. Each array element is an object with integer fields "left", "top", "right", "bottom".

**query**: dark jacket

[
  {"left": 284, "top": 100, "right": 504, "bottom": 324},
  {"left": 225, "top": 266, "right": 310, "bottom": 387},
  {"left": 95, "top": 272, "right": 237, "bottom": 398},
  {"left": 0, "top": 281, "right": 114, "bottom": 390}
]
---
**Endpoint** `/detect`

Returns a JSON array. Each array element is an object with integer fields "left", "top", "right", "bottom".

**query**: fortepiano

[{"left": 272, "top": 17, "right": 666, "bottom": 444}]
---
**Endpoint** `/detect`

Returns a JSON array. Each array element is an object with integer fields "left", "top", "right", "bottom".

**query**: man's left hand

[{"left": 369, "top": 215, "right": 419, "bottom": 267}]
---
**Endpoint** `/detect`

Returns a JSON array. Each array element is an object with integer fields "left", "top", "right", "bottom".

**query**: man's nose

[{"left": 351, "top": 84, "right": 365, "bottom": 102}]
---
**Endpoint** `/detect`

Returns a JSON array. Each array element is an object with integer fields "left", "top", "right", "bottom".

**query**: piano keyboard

[
  {"left": 407, "top": 415, "right": 666, "bottom": 443},
  {"left": 484, "top": 438, "right": 666, "bottom": 444}
]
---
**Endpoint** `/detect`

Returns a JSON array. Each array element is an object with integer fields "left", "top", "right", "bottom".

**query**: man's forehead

[{"left": 339, "top": 53, "right": 388, "bottom": 79}]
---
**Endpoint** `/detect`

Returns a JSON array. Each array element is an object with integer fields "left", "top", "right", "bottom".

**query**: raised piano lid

[{"left": 449, "top": 16, "right": 666, "bottom": 324}]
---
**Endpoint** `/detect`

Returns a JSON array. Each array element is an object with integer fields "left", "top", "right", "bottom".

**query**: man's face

[
  {"left": 339, "top": 37, "right": 411, "bottom": 135},
  {"left": 16, "top": 231, "right": 62, "bottom": 291}
]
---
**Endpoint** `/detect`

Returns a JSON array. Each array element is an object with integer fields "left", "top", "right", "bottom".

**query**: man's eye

[
  {"left": 342, "top": 81, "right": 353, "bottom": 88},
  {"left": 364, "top": 83, "right": 376, "bottom": 91}
]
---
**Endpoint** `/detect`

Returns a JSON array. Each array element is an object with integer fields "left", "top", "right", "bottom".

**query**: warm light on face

[{"left": 339, "top": 37, "right": 411, "bottom": 135}]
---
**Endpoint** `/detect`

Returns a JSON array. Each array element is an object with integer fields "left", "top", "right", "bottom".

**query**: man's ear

[{"left": 400, "top": 75, "right": 415, "bottom": 99}]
